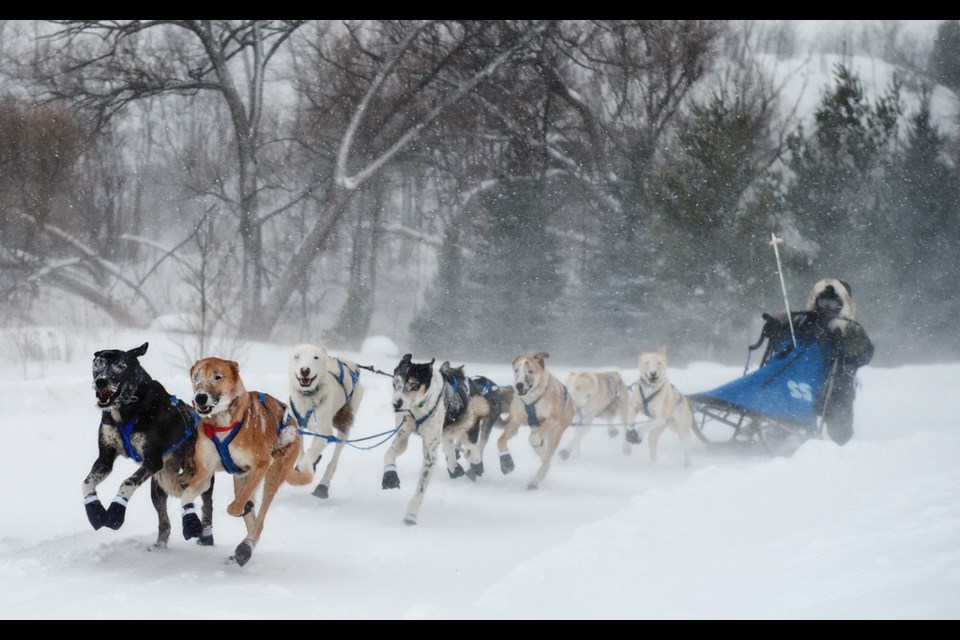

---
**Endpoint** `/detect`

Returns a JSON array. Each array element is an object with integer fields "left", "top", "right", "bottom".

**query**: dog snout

[
  {"left": 392, "top": 399, "right": 403, "bottom": 411},
  {"left": 95, "top": 378, "right": 108, "bottom": 390},
  {"left": 195, "top": 392, "right": 209, "bottom": 406},
  {"left": 516, "top": 382, "right": 526, "bottom": 393},
  {"left": 299, "top": 367, "right": 311, "bottom": 377}
]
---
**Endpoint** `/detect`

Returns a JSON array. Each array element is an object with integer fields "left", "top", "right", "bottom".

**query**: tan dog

[
  {"left": 497, "top": 352, "right": 575, "bottom": 490},
  {"left": 630, "top": 347, "right": 693, "bottom": 468},
  {"left": 288, "top": 343, "right": 364, "bottom": 500},
  {"left": 559, "top": 371, "right": 633, "bottom": 460},
  {"left": 181, "top": 357, "right": 312, "bottom": 566}
]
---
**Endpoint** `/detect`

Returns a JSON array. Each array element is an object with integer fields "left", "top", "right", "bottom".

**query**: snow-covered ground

[{"left": 1, "top": 326, "right": 957, "bottom": 619}]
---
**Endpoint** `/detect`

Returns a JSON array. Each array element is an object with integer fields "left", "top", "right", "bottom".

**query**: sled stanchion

[{"left": 769, "top": 232, "right": 796, "bottom": 349}]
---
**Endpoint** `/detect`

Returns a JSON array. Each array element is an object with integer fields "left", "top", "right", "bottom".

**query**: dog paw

[
  {"left": 607, "top": 427, "right": 620, "bottom": 438},
  {"left": 558, "top": 449, "right": 570, "bottom": 461},
  {"left": 197, "top": 533, "right": 215, "bottom": 546},
  {"left": 625, "top": 428, "right": 641, "bottom": 445},
  {"left": 468, "top": 461, "right": 484, "bottom": 479},
  {"left": 448, "top": 464, "right": 465, "bottom": 479},
  {"left": 499, "top": 453, "right": 515, "bottom": 475},
  {"left": 103, "top": 498, "right": 127, "bottom": 530},
  {"left": 182, "top": 510, "right": 203, "bottom": 540},
  {"left": 382, "top": 469, "right": 400, "bottom": 490},
  {"left": 526, "top": 482, "right": 539, "bottom": 491},
  {"left": 312, "top": 483, "right": 329, "bottom": 499},
  {"left": 231, "top": 538, "right": 255, "bottom": 567},
  {"left": 403, "top": 514, "right": 418, "bottom": 526},
  {"left": 84, "top": 495, "right": 107, "bottom": 530}
]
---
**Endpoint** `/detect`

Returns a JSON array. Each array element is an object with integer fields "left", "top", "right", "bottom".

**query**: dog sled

[{"left": 686, "top": 315, "right": 841, "bottom": 456}]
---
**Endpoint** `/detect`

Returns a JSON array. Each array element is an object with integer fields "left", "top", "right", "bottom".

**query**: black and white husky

[{"left": 381, "top": 354, "right": 495, "bottom": 525}]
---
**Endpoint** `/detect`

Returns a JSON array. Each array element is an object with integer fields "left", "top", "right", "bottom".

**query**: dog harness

[
  {"left": 103, "top": 395, "right": 198, "bottom": 463},
  {"left": 330, "top": 359, "right": 361, "bottom": 405},
  {"left": 521, "top": 385, "right": 569, "bottom": 428},
  {"left": 637, "top": 383, "right": 683, "bottom": 418},
  {"left": 411, "top": 391, "right": 444, "bottom": 430},
  {"left": 204, "top": 393, "right": 288, "bottom": 474}
]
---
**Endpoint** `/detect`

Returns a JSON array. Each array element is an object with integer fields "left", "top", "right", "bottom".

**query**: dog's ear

[
  {"left": 400, "top": 353, "right": 412, "bottom": 365},
  {"left": 190, "top": 361, "right": 199, "bottom": 379},
  {"left": 657, "top": 345, "right": 667, "bottom": 357},
  {"left": 428, "top": 358, "right": 435, "bottom": 367},
  {"left": 129, "top": 342, "right": 149, "bottom": 359},
  {"left": 534, "top": 352, "right": 550, "bottom": 365},
  {"left": 229, "top": 360, "right": 240, "bottom": 377},
  {"left": 93, "top": 350, "right": 106, "bottom": 358}
]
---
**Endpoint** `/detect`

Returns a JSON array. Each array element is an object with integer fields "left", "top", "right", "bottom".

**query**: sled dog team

[{"left": 83, "top": 342, "right": 693, "bottom": 566}]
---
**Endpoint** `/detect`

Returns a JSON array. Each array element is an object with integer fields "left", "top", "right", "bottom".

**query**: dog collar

[
  {"left": 204, "top": 421, "right": 242, "bottom": 439},
  {"left": 410, "top": 392, "right": 443, "bottom": 430}
]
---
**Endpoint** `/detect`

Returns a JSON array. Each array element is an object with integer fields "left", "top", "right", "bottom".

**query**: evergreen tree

[
  {"left": 884, "top": 93, "right": 960, "bottom": 357},
  {"left": 929, "top": 20, "right": 960, "bottom": 95},
  {"left": 779, "top": 63, "right": 902, "bottom": 288}
]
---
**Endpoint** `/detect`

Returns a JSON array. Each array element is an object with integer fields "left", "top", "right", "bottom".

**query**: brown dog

[
  {"left": 497, "top": 352, "right": 575, "bottom": 490},
  {"left": 630, "top": 347, "right": 694, "bottom": 468},
  {"left": 559, "top": 371, "right": 633, "bottom": 460},
  {"left": 180, "top": 356, "right": 312, "bottom": 566}
]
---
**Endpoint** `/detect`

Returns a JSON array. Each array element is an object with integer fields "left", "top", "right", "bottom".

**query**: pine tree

[{"left": 929, "top": 20, "right": 960, "bottom": 95}]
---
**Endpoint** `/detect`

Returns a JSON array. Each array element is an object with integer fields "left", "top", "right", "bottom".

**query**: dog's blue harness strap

[
  {"left": 162, "top": 395, "right": 199, "bottom": 458},
  {"left": 114, "top": 417, "right": 143, "bottom": 462},
  {"left": 289, "top": 399, "right": 317, "bottom": 430},
  {"left": 638, "top": 384, "right": 682, "bottom": 418},
  {"left": 523, "top": 399, "right": 540, "bottom": 428},
  {"left": 206, "top": 421, "right": 243, "bottom": 474},
  {"left": 414, "top": 392, "right": 443, "bottom": 430},
  {"left": 329, "top": 359, "right": 361, "bottom": 405}
]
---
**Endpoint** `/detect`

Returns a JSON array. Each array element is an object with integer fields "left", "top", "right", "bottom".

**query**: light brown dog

[
  {"left": 496, "top": 352, "right": 575, "bottom": 490},
  {"left": 180, "top": 356, "right": 312, "bottom": 566},
  {"left": 559, "top": 371, "right": 633, "bottom": 460},
  {"left": 630, "top": 346, "right": 694, "bottom": 468}
]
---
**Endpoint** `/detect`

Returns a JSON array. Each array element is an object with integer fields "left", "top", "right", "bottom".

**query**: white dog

[
  {"left": 629, "top": 347, "right": 694, "bottom": 468},
  {"left": 288, "top": 343, "right": 364, "bottom": 499}
]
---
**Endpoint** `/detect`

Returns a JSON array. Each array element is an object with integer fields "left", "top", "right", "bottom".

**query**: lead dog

[
  {"left": 288, "top": 343, "right": 364, "bottom": 499},
  {"left": 629, "top": 346, "right": 693, "bottom": 468},
  {"left": 497, "top": 352, "right": 575, "bottom": 490},
  {"left": 181, "top": 356, "right": 313, "bottom": 566},
  {"left": 382, "top": 354, "right": 492, "bottom": 525},
  {"left": 559, "top": 370, "right": 633, "bottom": 460},
  {"left": 83, "top": 342, "right": 215, "bottom": 549}
]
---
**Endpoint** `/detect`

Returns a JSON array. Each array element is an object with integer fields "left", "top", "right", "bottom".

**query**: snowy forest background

[{"left": 1, "top": 20, "right": 959, "bottom": 369}]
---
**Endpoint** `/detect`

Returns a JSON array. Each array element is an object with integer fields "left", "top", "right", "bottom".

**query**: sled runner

[{"left": 687, "top": 315, "right": 842, "bottom": 456}]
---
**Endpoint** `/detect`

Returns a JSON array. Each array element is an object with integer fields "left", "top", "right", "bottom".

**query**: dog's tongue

[{"left": 96, "top": 389, "right": 112, "bottom": 403}]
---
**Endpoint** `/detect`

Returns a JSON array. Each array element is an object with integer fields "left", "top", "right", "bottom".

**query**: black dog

[
  {"left": 83, "top": 342, "right": 215, "bottom": 549},
  {"left": 440, "top": 363, "right": 513, "bottom": 480}
]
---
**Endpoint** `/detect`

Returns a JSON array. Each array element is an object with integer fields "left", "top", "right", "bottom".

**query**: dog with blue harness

[
  {"left": 497, "top": 352, "right": 575, "bottom": 490},
  {"left": 382, "top": 354, "right": 494, "bottom": 525},
  {"left": 288, "top": 343, "right": 365, "bottom": 500},
  {"left": 184, "top": 356, "right": 313, "bottom": 567},
  {"left": 83, "top": 341, "right": 215, "bottom": 550}
]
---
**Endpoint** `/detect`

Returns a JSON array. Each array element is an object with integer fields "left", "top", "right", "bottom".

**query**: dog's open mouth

[
  {"left": 96, "top": 388, "right": 117, "bottom": 407},
  {"left": 298, "top": 374, "right": 317, "bottom": 388},
  {"left": 194, "top": 400, "right": 215, "bottom": 415}
]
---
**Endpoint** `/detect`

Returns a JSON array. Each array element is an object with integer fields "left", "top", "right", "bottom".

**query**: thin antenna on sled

[{"left": 769, "top": 233, "right": 797, "bottom": 348}]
